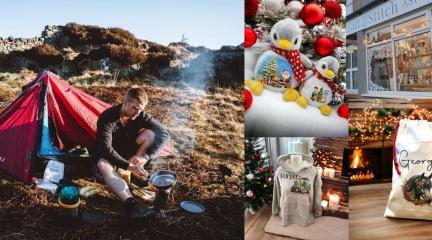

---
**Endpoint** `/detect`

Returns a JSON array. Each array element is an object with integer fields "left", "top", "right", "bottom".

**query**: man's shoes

[{"left": 124, "top": 197, "right": 157, "bottom": 219}]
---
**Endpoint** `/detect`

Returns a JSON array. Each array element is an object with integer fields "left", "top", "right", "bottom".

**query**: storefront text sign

[{"left": 347, "top": 0, "right": 431, "bottom": 35}]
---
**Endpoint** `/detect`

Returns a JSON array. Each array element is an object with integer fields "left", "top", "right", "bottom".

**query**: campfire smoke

[{"left": 154, "top": 48, "right": 215, "bottom": 158}]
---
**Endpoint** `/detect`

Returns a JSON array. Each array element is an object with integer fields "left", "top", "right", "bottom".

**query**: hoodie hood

[{"left": 277, "top": 153, "right": 313, "bottom": 173}]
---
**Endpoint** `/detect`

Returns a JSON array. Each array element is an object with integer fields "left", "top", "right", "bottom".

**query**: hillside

[
  {"left": 0, "top": 23, "right": 243, "bottom": 88},
  {"left": 0, "top": 23, "right": 244, "bottom": 239}
]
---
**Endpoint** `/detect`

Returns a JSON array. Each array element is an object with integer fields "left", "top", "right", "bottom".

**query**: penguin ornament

[
  {"left": 245, "top": 18, "right": 311, "bottom": 98},
  {"left": 297, "top": 56, "right": 344, "bottom": 116}
]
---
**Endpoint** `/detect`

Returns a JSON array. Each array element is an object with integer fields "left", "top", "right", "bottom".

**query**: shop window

[
  {"left": 352, "top": 71, "right": 358, "bottom": 89},
  {"left": 394, "top": 15, "right": 428, "bottom": 35},
  {"left": 367, "top": 26, "right": 391, "bottom": 44},
  {"left": 367, "top": 43, "right": 393, "bottom": 91},
  {"left": 347, "top": 50, "right": 358, "bottom": 90},
  {"left": 395, "top": 32, "right": 432, "bottom": 92}
]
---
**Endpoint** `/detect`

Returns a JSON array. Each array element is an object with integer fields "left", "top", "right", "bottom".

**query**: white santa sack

[{"left": 384, "top": 119, "right": 432, "bottom": 220}]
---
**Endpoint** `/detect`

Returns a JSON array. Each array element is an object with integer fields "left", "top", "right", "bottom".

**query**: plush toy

[
  {"left": 296, "top": 56, "right": 344, "bottom": 116},
  {"left": 249, "top": 18, "right": 311, "bottom": 98}
]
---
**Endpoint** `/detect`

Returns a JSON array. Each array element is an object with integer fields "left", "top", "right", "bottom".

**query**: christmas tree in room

[{"left": 244, "top": 137, "right": 274, "bottom": 214}]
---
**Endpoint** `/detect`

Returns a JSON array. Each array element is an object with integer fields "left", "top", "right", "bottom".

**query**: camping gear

[
  {"left": 150, "top": 170, "right": 177, "bottom": 190},
  {"left": 34, "top": 178, "right": 58, "bottom": 194},
  {"left": 43, "top": 160, "right": 64, "bottom": 183},
  {"left": 33, "top": 160, "right": 64, "bottom": 193},
  {"left": 180, "top": 200, "right": 205, "bottom": 214},
  {"left": 79, "top": 186, "right": 102, "bottom": 198},
  {"left": 150, "top": 170, "right": 177, "bottom": 210},
  {"left": 59, "top": 186, "right": 80, "bottom": 217},
  {"left": 385, "top": 119, "right": 432, "bottom": 220},
  {"left": 0, "top": 71, "right": 174, "bottom": 183}
]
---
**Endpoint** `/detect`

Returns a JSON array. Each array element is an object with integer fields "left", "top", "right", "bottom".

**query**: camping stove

[{"left": 149, "top": 170, "right": 177, "bottom": 216}]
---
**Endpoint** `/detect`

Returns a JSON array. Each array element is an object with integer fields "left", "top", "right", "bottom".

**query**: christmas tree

[
  {"left": 246, "top": 0, "right": 347, "bottom": 105},
  {"left": 244, "top": 137, "right": 274, "bottom": 214},
  {"left": 260, "top": 57, "right": 278, "bottom": 84}
]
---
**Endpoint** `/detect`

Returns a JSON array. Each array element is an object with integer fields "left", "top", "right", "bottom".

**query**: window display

[
  {"left": 394, "top": 15, "right": 427, "bottom": 35},
  {"left": 395, "top": 32, "right": 432, "bottom": 92},
  {"left": 367, "top": 26, "right": 391, "bottom": 44},
  {"left": 367, "top": 43, "right": 393, "bottom": 91}
]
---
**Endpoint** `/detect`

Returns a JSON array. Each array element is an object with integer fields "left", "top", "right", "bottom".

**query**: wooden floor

[
  {"left": 350, "top": 183, "right": 432, "bottom": 240},
  {"left": 245, "top": 205, "right": 297, "bottom": 240}
]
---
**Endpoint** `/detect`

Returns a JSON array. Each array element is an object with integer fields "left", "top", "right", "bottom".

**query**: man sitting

[{"left": 95, "top": 86, "right": 170, "bottom": 218}]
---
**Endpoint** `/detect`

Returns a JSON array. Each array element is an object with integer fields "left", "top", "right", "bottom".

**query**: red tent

[{"left": 0, "top": 71, "right": 172, "bottom": 183}]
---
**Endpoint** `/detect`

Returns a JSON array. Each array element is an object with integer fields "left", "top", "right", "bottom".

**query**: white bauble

[
  {"left": 286, "top": 0, "right": 304, "bottom": 19},
  {"left": 246, "top": 173, "right": 255, "bottom": 180},
  {"left": 246, "top": 190, "right": 254, "bottom": 197},
  {"left": 263, "top": 0, "right": 285, "bottom": 10}
]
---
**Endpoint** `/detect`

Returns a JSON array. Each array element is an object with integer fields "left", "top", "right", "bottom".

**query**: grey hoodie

[{"left": 272, "top": 153, "right": 322, "bottom": 227}]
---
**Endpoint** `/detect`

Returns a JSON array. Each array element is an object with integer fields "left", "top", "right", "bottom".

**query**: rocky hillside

[{"left": 0, "top": 23, "right": 243, "bottom": 88}]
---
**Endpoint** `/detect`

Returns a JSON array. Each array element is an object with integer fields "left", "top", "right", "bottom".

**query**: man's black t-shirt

[{"left": 95, "top": 104, "right": 170, "bottom": 170}]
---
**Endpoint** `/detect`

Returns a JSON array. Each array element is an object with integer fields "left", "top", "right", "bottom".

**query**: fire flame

[
  {"left": 350, "top": 171, "right": 375, "bottom": 183},
  {"left": 350, "top": 148, "right": 364, "bottom": 169}
]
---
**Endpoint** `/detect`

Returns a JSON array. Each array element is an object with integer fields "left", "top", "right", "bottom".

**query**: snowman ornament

[
  {"left": 298, "top": 56, "right": 344, "bottom": 116},
  {"left": 246, "top": 18, "right": 311, "bottom": 100}
]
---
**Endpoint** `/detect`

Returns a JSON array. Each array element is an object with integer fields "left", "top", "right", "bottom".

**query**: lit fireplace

[
  {"left": 350, "top": 171, "right": 374, "bottom": 183},
  {"left": 349, "top": 148, "right": 374, "bottom": 184},
  {"left": 350, "top": 148, "right": 364, "bottom": 169},
  {"left": 344, "top": 147, "right": 393, "bottom": 185}
]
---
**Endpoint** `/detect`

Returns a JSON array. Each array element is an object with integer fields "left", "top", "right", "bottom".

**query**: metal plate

[{"left": 180, "top": 201, "right": 205, "bottom": 214}]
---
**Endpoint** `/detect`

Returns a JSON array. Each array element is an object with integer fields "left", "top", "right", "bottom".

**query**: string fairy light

[{"left": 349, "top": 105, "right": 432, "bottom": 142}]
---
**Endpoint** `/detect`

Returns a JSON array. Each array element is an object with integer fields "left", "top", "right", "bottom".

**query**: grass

[{"left": 0, "top": 70, "right": 244, "bottom": 239}]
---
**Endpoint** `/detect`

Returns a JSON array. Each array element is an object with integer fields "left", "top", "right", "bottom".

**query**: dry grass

[{"left": 0, "top": 71, "right": 244, "bottom": 239}]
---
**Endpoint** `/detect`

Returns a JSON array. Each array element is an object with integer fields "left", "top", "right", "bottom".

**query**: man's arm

[
  {"left": 142, "top": 114, "right": 170, "bottom": 159},
  {"left": 96, "top": 118, "right": 130, "bottom": 170}
]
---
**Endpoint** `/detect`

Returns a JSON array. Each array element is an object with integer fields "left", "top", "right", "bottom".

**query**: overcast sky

[{"left": 0, "top": 0, "right": 243, "bottom": 49}]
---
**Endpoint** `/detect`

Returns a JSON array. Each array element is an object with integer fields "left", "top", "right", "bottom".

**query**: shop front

[{"left": 347, "top": 0, "right": 432, "bottom": 98}]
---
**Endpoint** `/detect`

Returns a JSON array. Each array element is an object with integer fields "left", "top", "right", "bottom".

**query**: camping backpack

[{"left": 384, "top": 119, "right": 432, "bottom": 220}]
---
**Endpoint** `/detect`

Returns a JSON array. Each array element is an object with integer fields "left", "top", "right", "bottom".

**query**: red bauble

[
  {"left": 244, "top": 88, "right": 253, "bottom": 110},
  {"left": 257, "top": 167, "right": 264, "bottom": 172},
  {"left": 245, "top": 0, "right": 259, "bottom": 17},
  {"left": 300, "top": 3, "right": 325, "bottom": 26},
  {"left": 254, "top": 154, "right": 261, "bottom": 161},
  {"left": 266, "top": 178, "right": 272, "bottom": 184},
  {"left": 322, "top": 1, "right": 342, "bottom": 19},
  {"left": 251, "top": 194, "right": 256, "bottom": 200},
  {"left": 314, "top": 36, "right": 335, "bottom": 56},
  {"left": 244, "top": 27, "right": 257, "bottom": 48},
  {"left": 337, "top": 104, "right": 349, "bottom": 119}
]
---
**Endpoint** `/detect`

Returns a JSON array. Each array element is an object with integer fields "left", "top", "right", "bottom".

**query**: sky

[{"left": 0, "top": 0, "right": 243, "bottom": 49}]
